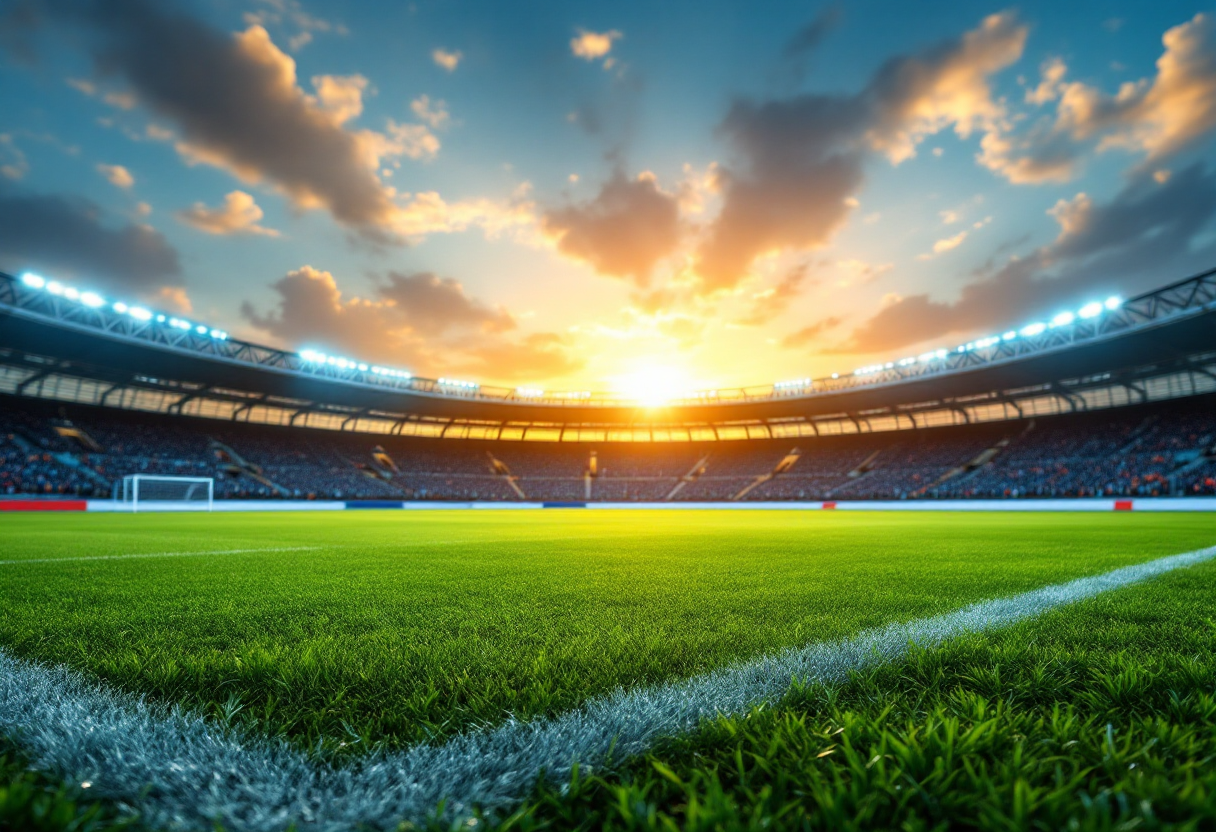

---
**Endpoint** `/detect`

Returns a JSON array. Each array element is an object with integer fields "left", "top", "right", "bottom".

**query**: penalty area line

[
  {"left": 0, "top": 545, "right": 1214, "bottom": 831},
  {"left": 0, "top": 546, "right": 322, "bottom": 566}
]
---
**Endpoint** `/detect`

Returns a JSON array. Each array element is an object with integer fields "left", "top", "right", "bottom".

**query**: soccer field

[{"left": 3, "top": 509, "right": 1216, "bottom": 830}]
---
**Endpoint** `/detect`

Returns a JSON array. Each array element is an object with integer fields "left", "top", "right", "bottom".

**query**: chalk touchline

[{"left": 0, "top": 545, "right": 1212, "bottom": 832}]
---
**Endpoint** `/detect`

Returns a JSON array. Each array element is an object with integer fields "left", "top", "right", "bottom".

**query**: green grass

[
  {"left": 3, "top": 510, "right": 1216, "bottom": 831},
  {"left": 506, "top": 557, "right": 1216, "bottom": 831},
  {"left": 1, "top": 510, "right": 1213, "bottom": 756},
  {"left": 0, "top": 740, "right": 138, "bottom": 832}
]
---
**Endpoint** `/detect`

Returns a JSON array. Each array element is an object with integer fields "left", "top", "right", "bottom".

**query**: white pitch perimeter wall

[{"left": 80, "top": 498, "right": 1216, "bottom": 512}]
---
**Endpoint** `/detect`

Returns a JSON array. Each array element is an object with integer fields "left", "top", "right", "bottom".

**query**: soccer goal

[{"left": 118, "top": 475, "right": 214, "bottom": 512}]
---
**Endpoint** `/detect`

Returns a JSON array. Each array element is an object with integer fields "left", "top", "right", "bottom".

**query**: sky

[{"left": 2, "top": 0, "right": 1215, "bottom": 398}]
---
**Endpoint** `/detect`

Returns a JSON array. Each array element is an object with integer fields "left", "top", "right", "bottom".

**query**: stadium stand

[
  {"left": 2, "top": 394, "right": 1213, "bottom": 502},
  {"left": 2, "top": 269, "right": 1215, "bottom": 503}
]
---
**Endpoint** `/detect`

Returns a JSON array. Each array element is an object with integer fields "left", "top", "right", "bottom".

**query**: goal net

[{"left": 119, "top": 475, "right": 214, "bottom": 511}]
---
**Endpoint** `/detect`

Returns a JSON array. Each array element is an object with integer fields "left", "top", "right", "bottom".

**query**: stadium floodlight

[
  {"left": 1052, "top": 311, "right": 1075, "bottom": 327},
  {"left": 1105, "top": 295, "right": 1122, "bottom": 310},
  {"left": 63, "top": 286, "right": 80, "bottom": 300},
  {"left": 1020, "top": 322, "right": 1046, "bottom": 337},
  {"left": 1002, "top": 330, "right": 1017, "bottom": 340},
  {"left": 47, "top": 280, "right": 64, "bottom": 295},
  {"left": 20, "top": 272, "right": 46, "bottom": 289},
  {"left": 80, "top": 291, "right": 105, "bottom": 308},
  {"left": 128, "top": 306, "right": 152, "bottom": 321},
  {"left": 112, "top": 301, "right": 128, "bottom": 313},
  {"left": 1078, "top": 301, "right": 1103, "bottom": 319},
  {"left": 156, "top": 314, "right": 166, "bottom": 322},
  {"left": 119, "top": 475, "right": 213, "bottom": 512}
]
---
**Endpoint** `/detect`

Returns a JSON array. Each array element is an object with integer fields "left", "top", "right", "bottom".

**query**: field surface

[
  {"left": 1, "top": 510, "right": 1213, "bottom": 749},
  {"left": 2, "top": 510, "right": 1216, "bottom": 830}
]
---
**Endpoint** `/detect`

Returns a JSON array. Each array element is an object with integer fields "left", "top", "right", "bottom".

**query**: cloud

[
  {"left": 41, "top": 0, "right": 437, "bottom": 240},
  {"left": 310, "top": 73, "right": 368, "bottom": 124},
  {"left": 431, "top": 48, "right": 461, "bottom": 72},
  {"left": 410, "top": 95, "right": 450, "bottom": 130},
  {"left": 835, "top": 163, "right": 1216, "bottom": 354},
  {"left": 781, "top": 316, "right": 843, "bottom": 349},
  {"left": 95, "top": 162, "right": 134, "bottom": 189},
  {"left": 977, "top": 120, "right": 1081, "bottom": 183},
  {"left": 0, "top": 134, "right": 29, "bottom": 180},
  {"left": 696, "top": 12, "right": 1026, "bottom": 292},
  {"left": 66, "top": 76, "right": 96, "bottom": 95},
  {"left": 542, "top": 171, "right": 680, "bottom": 284},
  {"left": 241, "top": 265, "right": 581, "bottom": 382},
  {"left": 155, "top": 285, "right": 192, "bottom": 313},
  {"left": 783, "top": 6, "right": 842, "bottom": 66},
  {"left": 376, "top": 120, "right": 441, "bottom": 162},
  {"left": 916, "top": 229, "right": 968, "bottom": 260},
  {"left": 834, "top": 258, "right": 892, "bottom": 286},
  {"left": 1025, "top": 57, "right": 1067, "bottom": 105},
  {"left": 0, "top": 0, "right": 40, "bottom": 64},
  {"left": 455, "top": 332, "right": 584, "bottom": 382},
  {"left": 0, "top": 183, "right": 180, "bottom": 293},
  {"left": 242, "top": 266, "right": 402, "bottom": 360},
  {"left": 244, "top": 0, "right": 346, "bottom": 51},
  {"left": 862, "top": 12, "right": 1027, "bottom": 164},
  {"left": 103, "top": 89, "right": 137, "bottom": 110},
  {"left": 175, "top": 190, "right": 280, "bottom": 236},
  {"left": 736, "top": 264, "right": 811, "bottom": 326},
  {"left": 66, "top": 75, "right": 137, "bottom": 109},
  {"left": 570, "top": 28, "right": 621, "bottom": 62},
  {"left": 1062, "top": 13, "right": 1216, "bottom": 162},
  {"left": 393, "top": 189, "right": 538, "bottom": 242},
  {"left": 695, "top": 96, "right": 867, "bottom": 292},
  {"left": 984, "top": 14, "right": 1216, "bottom": 182},
  {"left": 378, "top": 271, "right": 515, "bottom": 336}
]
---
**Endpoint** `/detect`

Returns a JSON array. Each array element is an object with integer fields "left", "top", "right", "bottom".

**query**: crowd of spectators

[{"left": 1, "top": 395, "right": 1213, "bottom": 502}]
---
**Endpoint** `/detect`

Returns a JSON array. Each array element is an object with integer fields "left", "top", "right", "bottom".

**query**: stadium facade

[{"left": 1, "top": 268, "right": 1215, "bottom": 506}]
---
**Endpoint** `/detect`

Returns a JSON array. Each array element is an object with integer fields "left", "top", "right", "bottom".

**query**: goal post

[{"left": 119, "top": 475, "right": 214, "bottom": 512}]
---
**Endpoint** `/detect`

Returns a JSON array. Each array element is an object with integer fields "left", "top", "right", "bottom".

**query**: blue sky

[{"left": 2, "top": 0, "right": 1214, "bottom": 396}]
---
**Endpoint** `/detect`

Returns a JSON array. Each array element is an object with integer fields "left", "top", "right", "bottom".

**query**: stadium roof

[{"left": 1, "top": 268, "right": 1215, "bottom": 437}]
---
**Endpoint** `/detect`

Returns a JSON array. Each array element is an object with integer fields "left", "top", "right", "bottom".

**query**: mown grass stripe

[
  {"left": 0, "top": 546, "right": 322, "bottom": 566},
  {"left": 1, "top": 545, "right": 1213, "bottom": 832}
]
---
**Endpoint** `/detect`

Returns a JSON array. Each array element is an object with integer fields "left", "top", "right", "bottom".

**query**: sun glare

[{"left": 614, "top": 365, "right": 695, "bottom": 406}]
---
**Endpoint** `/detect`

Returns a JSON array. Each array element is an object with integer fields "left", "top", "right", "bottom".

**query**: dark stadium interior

[{"left": 4, "top": 393, "right": 1214, "bottom": 502}]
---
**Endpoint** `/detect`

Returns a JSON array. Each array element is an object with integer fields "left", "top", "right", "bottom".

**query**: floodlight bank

[{"left": 2, "top": 545, "right": 1214, "bottom": 831}]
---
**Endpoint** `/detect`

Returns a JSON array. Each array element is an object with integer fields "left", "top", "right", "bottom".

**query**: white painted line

[
  {"left": 0, "top": 546, "right": 322, "bottom": 566},
  {"left": 1, "top": 545, "right": 1213, "bottom": 831}
]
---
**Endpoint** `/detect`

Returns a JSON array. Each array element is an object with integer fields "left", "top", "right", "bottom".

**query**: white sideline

[
  {"left": 1, "top": 545, "right": 1214, "bottom": 831},
  {"left": 0, "top": 546, "right": 321, "bottom": 566}
]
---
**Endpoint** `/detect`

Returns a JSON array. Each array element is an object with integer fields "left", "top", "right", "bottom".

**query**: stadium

[
  {"left": 4, "top": 268, "right": 1216, "bottom": 509},
  {"left": 4, "top": 2, "right": 1216, "bottom": 830},
  {"left": 3, "top": 262, "right": 1216, "bottom": 830}
]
